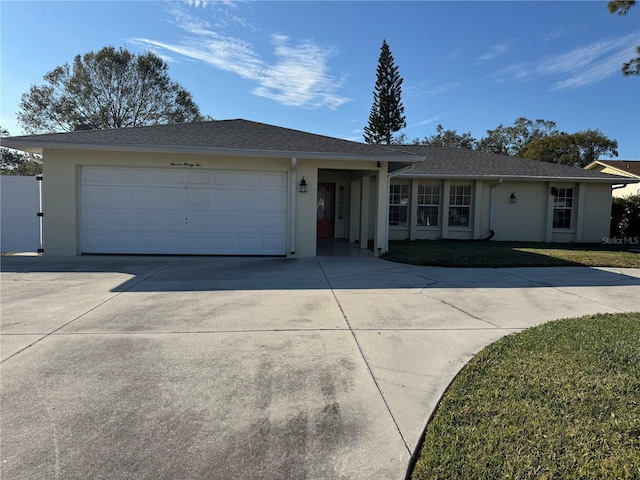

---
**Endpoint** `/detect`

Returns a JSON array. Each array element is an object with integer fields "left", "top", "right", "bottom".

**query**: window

[
  {"left": 552, "top": 187, "right": 573, "bottom": 229},
  {"left": 417, "top": 184, "right": 440, "bottom": 226},
  {"left": 448, "top": 185, "right": 472, "bottom": 227},
  {"left": 389, "top": 184, "right": 409, "bottom": 226}
]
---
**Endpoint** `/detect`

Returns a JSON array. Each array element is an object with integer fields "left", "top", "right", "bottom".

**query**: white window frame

[
  {"left": 417, "top": 183, "right": 440, "bottom": 227},
  {"left": 552, "top": 186, "right": 574, "bottom": 230},
  {"left": 448, "top": 185, "right": 472, "bottom": 228},
  {"left": 389, "top": 183, "right": 409, "bottom": 227}
]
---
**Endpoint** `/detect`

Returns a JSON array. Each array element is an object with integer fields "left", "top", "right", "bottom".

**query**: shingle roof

[
  {"left": 586, "top": 160, "right": 640, "bottom": 178},
  {"left": 0, "top": 119, "right": 421, "bottom": 161},
  {"left": 388, "top": 145, "right": 634, "bottom": 183}
]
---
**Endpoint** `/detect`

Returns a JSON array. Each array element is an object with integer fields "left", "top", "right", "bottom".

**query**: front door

[{"left": 317, "top": 183, "right": 335, "bottom": 239}]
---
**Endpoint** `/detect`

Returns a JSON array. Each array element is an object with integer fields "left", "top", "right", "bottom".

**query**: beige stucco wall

[
  {"left": 41, "top": 148, "right": 384, "bottom": 257},
  {"left": 491, "top": 181, "right": 548, "bottom": 241},
  {"left": 579, "top": 182, "right": 614, "bottom": 242},
  {"left": 612, "top": 183, "right": 640, "bottom": 198},
  {"left": 387, "top": 177, "right": 614, "bottom": 244}
]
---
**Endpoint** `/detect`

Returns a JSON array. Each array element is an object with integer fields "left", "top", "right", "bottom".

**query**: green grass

[
  {"left": 411, "top": 312, "right": 640, "bottom": 480},
  {"left": 384, "top": 240, "right": 640, "bottom": 268}
]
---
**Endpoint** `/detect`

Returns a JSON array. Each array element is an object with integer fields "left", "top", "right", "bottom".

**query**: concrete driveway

[{"left": 1, "top": 255, "right": 639, "bottom": 480}]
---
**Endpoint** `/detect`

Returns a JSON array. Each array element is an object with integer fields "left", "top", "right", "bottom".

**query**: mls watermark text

[{"left": 602, "top": 236, "right": 640, "bottom": 245}]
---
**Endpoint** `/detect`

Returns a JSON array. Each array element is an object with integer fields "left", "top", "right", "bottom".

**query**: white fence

[{"left": 1, "top": 176, "right": 41, "bottom": 252}]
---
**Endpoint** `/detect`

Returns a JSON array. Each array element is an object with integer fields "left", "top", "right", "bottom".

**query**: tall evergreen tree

[{"left": 363, "top": 39, "right": 406, "bottom": 144}]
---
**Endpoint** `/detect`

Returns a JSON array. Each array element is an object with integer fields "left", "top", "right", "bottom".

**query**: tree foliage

[
  {"left": 608, "top": 0, "right": 640, "bottom": 76},
  {"left": 611, "top": 194, "right": 640, "bottom": 237},
  {"left": 363, "top": 40, "right": 406, "bottom": 144},
  {"left": 608, "top": 0, "right": 636, "bottom": 15},
  {"left": 425, "top": 125, "right": 477, "bottom": 149},
  {"left": 395, "top": 125, "right": 477, "bottom": 149},
  {"left": 521, "top": 129, "right": 619, "bottom": 167},
  {"left": 0, "top": 127, "right": 42, "bottom": 175},
  {"left": 476, "top": 117, "right": 558, "bottom": 156},
  {"left": 393, "top": 117, "right": 618, "bottom": 168},
  {"left": 18, "top": 46, "right": 205, "bottom": 134}
]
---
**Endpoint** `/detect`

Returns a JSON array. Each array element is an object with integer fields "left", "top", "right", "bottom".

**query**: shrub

[{"left": 611, "top": 194, "right": 640, "bottom": 237}]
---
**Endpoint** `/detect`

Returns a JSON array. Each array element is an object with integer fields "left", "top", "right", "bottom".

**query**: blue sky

[{"left": 1, "top": 1, "right": 639, "bottom": 158}]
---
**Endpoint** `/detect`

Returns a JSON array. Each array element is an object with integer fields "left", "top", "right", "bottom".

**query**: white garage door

[{"left": 80, "top": 166, "right": 288, "bottom": 255}]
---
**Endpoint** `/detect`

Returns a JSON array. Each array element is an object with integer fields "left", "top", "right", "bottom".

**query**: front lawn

[
  {"left": 410, "top": 312, "right": 640, "bottom": 480},
  {"left": 385, "top": 240, "right": 640, "bottom": 268}
]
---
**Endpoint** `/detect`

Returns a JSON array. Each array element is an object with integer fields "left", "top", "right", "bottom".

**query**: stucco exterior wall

[
  {"left": 580, "top": 182, "right": 614, "bottom": 242},
  {"left": 491, "top": 181, "right": 548, "bottom": 241},
  {"left": 612, "top": 182, "right": 639, "bottom": 198},
  {"left": 40, "top": 148, "right": 384, "bottom": 257}
]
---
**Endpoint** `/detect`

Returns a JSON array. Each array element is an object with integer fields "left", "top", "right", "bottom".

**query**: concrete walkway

[{"left": 1, "top": 255, "right": 639, "bottom": 480}]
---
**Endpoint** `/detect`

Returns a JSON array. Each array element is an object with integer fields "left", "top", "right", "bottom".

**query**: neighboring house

[
  {"left": 584, "top": 160, "right": 640, "bottom": 198},
  {"left": 0, "top": 120, "right": 632, "bottom": 257}
]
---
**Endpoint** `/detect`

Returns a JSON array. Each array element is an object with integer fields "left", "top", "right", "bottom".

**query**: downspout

[
  {"left": 290, "top": 157, "right": 297, "bottom": 255},
  {"left": 488, "top": 178, "right": 503, "bottom": 237}
]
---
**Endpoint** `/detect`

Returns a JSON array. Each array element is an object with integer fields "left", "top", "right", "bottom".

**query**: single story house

[
  {"left": 584, "top": 160, "right": 640, "bottom": 198},
  {"left": 1, "top": 120, "right": 633, "bottom": 257}
]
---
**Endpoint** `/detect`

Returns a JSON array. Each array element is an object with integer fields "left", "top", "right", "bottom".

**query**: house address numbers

[{"left": 170, "top": 162, "right": 202, "bottom": 168}]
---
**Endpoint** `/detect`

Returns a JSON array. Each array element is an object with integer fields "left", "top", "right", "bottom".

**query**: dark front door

[{"left": 317, "top": 183, "right": 335, "bottom": 239}]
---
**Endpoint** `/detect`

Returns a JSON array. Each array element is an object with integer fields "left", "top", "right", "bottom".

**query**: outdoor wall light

[
  {"left": 550, "top": 186, "right": 558, "bottom": 196},
  {"left": 299, "top": 177, "right": 308, "bottom": 193},
  {"left": 510, "top": 192, "right": 517, "bottom": 203}
]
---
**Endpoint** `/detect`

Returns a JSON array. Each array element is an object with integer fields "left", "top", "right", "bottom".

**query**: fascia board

[{"left": 0, "top": 140, "right": 424, "bottom": 163}]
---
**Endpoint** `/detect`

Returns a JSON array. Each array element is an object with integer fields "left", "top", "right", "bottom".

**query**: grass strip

[
  {"left": 385, "top": 240, "right": 640, "bottom": 268},
  {"left": 411, "top": 312, "right": 640, "bottom": 480}
]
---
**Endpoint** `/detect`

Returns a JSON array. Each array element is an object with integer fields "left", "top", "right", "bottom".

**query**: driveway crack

[
  {"left": 316, "top": 258, "right": 412, "bottom": 457},
  {"left": 419, "top": 290, "right": 501, "bottom": 328}
]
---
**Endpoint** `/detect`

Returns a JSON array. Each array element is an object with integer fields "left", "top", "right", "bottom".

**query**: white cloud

[
  {"left": 422, "top": 82, "right": 462, "bottom": 96},
  {"left": 415, "top": 116, "right": 441, "bottom": 127},
  {"left": 405, "top": 80, "right": 461, "bottom": 99},
  {"left": 476, "top": 42, "right": 511, "bottom": 63},
  {"left": 132, "top": 6, "right": 349, "bottom": 109},
  {"left": 542, "top": 25, "right": 570, "bottom": 41},
  {"left": 186, "top": 0, "right": 208, "bottom": 8},
  {"left": 185, "top": 0, "right": 238, "bottom": 9},
  {"left": 489, "top": 33, "right": 640, "bottom": 91}
]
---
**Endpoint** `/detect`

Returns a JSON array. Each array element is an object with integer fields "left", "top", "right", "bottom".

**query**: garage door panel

[
  {"left": 187, "top": 190, "right": 212, "bottom": 209},
  {"left": 80, "top": 167, "right": 287, "bottom": 255},
  {"left": 82, "top": 186, "right": 135, "bottom": 208},
  {"left": 259, "top": 172, "right": 289, "bottom": 190},
  {"left": 187, "top": 171, "right": 211, "bottom": 185},
  {"left": 132, "top": 187, "right": 186, "bottom": 208}
]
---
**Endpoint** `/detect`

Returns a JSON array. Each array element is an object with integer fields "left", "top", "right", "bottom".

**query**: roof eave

[
  {"left": 0, "top": 140, "right": 423, "bottom": 162},
  {"left": 391, "top": 173, "right": 637, "bottom": 183}
]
